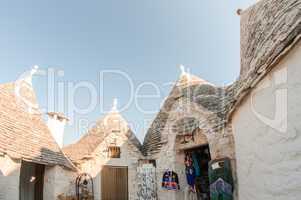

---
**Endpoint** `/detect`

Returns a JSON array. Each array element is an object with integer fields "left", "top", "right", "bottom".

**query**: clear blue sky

[{"left": 0, "top": 0, "right": 254, "bottom": 145}]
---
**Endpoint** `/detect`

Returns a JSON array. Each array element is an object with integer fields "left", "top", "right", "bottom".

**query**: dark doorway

[
  {"left": 19, "top": 161, "right": 45, "bottom": 200},
  {"left": 185, "top": 144, "right": 211, "bottom": 200},
  {"left": 101, "top": 166, "right": 128, "bottom": 200}
]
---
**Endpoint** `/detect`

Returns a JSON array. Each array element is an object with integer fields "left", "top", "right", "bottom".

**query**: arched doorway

[{"left": 175, "top": 127, "right": 211, "bottom": 200}]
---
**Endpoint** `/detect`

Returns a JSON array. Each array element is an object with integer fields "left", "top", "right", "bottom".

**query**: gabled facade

[
  {"left": 63, "top": 103, "right": 143, "bottom": 200},
  {"left": 142, "top": 68, "right": 236, "bottom": 200}
]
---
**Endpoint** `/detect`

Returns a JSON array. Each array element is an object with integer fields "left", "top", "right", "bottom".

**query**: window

[{"left": 108, "top": 146, "right": 121, "bottom": 158}]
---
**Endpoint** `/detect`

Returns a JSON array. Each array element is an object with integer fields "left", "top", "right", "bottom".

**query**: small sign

[{"left": 212, "top": 162, "right": 221, "bottom": 170}]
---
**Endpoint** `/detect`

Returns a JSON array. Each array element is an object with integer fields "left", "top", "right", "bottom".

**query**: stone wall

[
  {"left": 44, "top": 165, "right": 77, "bottom": 200},
  {"left": 153, "top": 99, "right": 236, "bottom": 200},
  {"left": 232, "top": 41, "right": 301, "bottom": 200},
  {"left": 0, "top": 155, "right": 21, "bottom": 200}
]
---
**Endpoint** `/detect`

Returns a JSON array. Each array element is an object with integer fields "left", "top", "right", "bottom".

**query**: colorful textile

[
  {"left": 185, "top": 166, "right": 196, "bottom": 190},
  {"left": 162, "top": 171, "right": 180, "bottom": 191},
  {"left": 192, "top": 152, "right": 201, "bottom": 177},
  {"left": 185, "top": 153, "right": 196, "bottom": 192}
]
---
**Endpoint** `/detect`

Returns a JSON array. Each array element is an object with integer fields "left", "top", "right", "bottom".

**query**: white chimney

[{"left": 47, "top": 112, "right": 68, "bottom": 148}]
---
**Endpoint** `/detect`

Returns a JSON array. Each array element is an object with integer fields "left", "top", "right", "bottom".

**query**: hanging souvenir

[
  {"left": 185, "top": 153, "right": 196, "bottom": 192},
  {"left": 162, "top": 170, "right": 180, "bottom": 191}
]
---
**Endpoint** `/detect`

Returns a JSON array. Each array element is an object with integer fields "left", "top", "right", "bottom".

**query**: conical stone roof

[{"left": 0, "top": 79, "right": 75, "bottom": 169}]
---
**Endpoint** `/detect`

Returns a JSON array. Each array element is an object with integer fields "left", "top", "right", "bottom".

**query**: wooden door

[
  {"left": 101, "top": 166, "right": 128, "bottom": 200},
  {"left": 34, "top": 163, "right": 45, "bottom": 200}
]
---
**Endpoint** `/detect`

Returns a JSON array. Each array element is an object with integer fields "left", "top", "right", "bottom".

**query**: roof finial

[
  {"left": 111, "top": 98, "right": 118, "bottom": 112},
  {"left": 14, "top": 65, "right": 40, "bottom": 114},
  {"left": 186, "top": 68, "right": 191, "bottom": 81},
  {"left": 236, "top": 8, "right": 243, "bottom": 16},
  {"left": 179, "top": 64, "right": 187, "bottom": 76},
  {"left": 24, "top": 65, "right": 39, "bottom": 85},
  {"left": 30, "top": 65, "right": 39, "bottom": 76}
]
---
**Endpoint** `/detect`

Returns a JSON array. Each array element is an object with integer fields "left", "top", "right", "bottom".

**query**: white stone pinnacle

[
  {"left": 179, "top": 64, "right": 191, "bottom": 82},
  {"left": 179, "top": 64, "right": 186, "bottom": 76},
  {"left": 31, "top": 65, "right": 39, "bottom": 76},
  {"left": 112, "top": 98, "right": 118, "bottom": 112},
  {"left": 23, "top": 65, "right": 39, "bottom": 85}
]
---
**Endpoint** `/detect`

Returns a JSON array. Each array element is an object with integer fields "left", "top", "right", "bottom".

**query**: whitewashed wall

[
  {"left": 79, "top": 131, "right": 143, "bottom": 200},
  {"left": 232, "top": 41, "right": 301, "bottom": 200},
  {"left": 154, "top": 101, "right": 236, "bottom": 200},
  {"left": 44, "top": 165, "right": 77, "bottom": 200},
  {"left": 0, "top": 154, "right": 76, "bottom": 200},
  {"left": 0, "top": 155, "right": 21, "bottom": 200}
]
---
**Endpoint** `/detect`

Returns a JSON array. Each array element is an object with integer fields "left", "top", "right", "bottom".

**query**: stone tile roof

[
  {"left": 63, "top": 111, "right": 142, "bottom": 163},
  {"left": 240, "top": 0, "right": 301, "bottom": 79},
  {"left": 142, "top": 0, "right": 301, "bottom": 156},
  {"left": 0, "top": 82, "right": 75, "bottom": 170},
  {"left": 142, "top": 74, "right": 226, "bottom": 156},
  {"left": 227, "top": 0, "right": 301, "bottom": 119}
]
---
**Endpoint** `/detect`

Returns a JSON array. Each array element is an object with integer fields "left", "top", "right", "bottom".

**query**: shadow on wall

[
  {"left": 0, "top": 154, "right": 20, "bottom": 177},
  {"left": 0, "top": 155, "right": 21, "bottom": 200}
]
